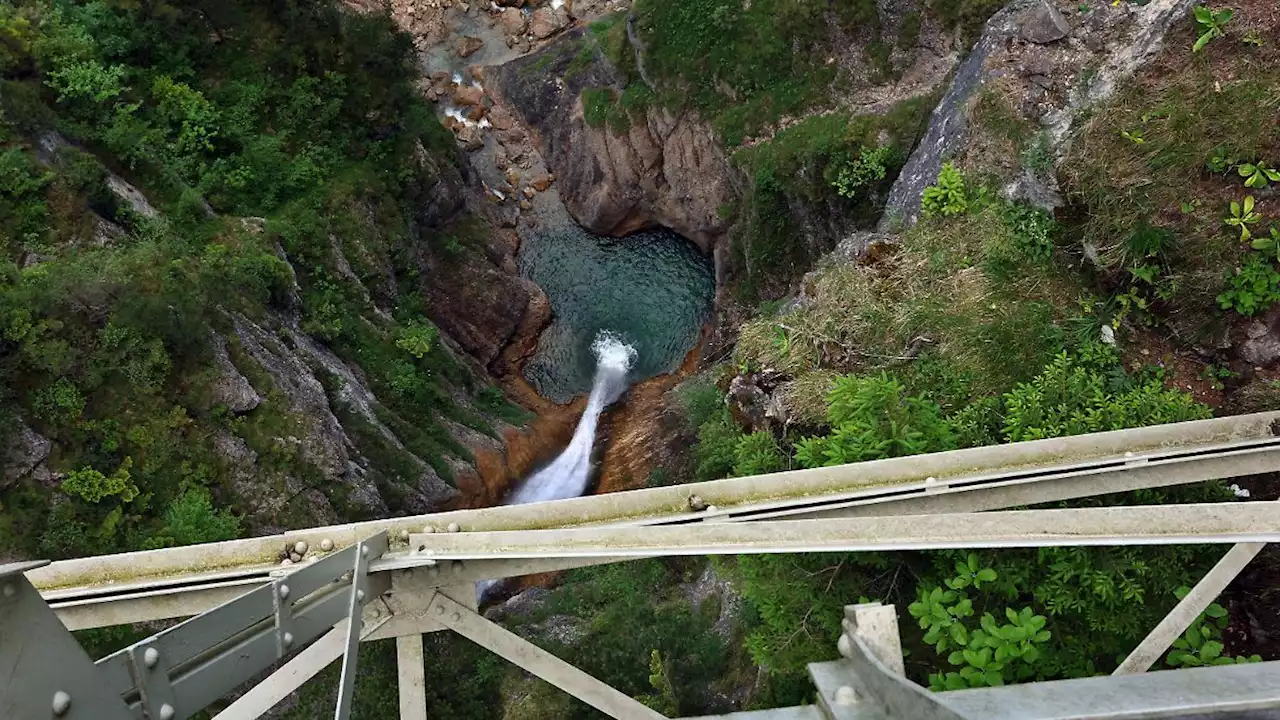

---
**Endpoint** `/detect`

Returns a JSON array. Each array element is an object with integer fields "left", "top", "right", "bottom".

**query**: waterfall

[
  {"left": 507, "top": 332, "right": 636, "bottom": 504},
  {"left": 477, "top": 332, "right": 635, "bottom": 603}
]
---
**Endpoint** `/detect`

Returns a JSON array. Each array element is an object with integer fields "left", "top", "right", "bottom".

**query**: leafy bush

[
  {"left": 1217, "top": 255, "right": 1280, "bottom": 316},
  {"left": 795, "top": 373, "right": 955, "bottom": 468},
  {"left": 157, "top": 487, "right": 242, "bottom": 547},
  {"left": 1164, "top": 587, "right": 1262, "bottom": 668},
  {"left": 732, "top": 431, "right": 786, "bottom": 476},
  {"left": 1001, "top": 352, "right": 1211, "bottom": 442},
  {"left": 922, "top": 162, "right": 967, "bottom": 217}
]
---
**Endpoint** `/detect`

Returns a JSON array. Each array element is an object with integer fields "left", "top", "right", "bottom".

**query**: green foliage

[
  {"left": 1225, "top": 195, "right": 1262, "bottom": 241},
  {"left": 0, "top": 144, "right": 52, "bottom": 252},
  {"left": 60, "top": 458, "right": 136, "bottom": 504},
  {"left": 1217, "top": 254, "right": 1280, "bottom": 316},
  {"left": 795, "top": 373, "right": 954, "bottom": 468},
  {"left": 731, "top": 431, "right": 786, "bottom": 477},
  {"left": 909, "top": 572, "right": 1051, "bottom": 690},
  {"left": 677, "top": 378, "right": 726, "bottom": 429},
  {"left": 830, "top": 145, "right": 892, "bottom": 198},
  {"left": 0, "top": 0, "right": 488, "bottom": 555},
  {"left": 1191, "top": 5, "right": 1233, "bottom": 52},
  {"left": 1000, "top": 352, "right": 1210, "bottom": 442},
  {"left": 1164, "top": 587, "right": 1262, "bottom": 668},
  {"left": 395, "top": 322, "right": 437, "bottom": 359},
  {"left": 1238, "top": 160, "right": 1280, "bottom": 189},
  {"left": 729, "top": 99, "right": 929, "bottom": 300},
  {"left": 921, "top": 162, "right": 967, "bottom": 217},
  {"left": 156, "top": 487, "right": 241, "bottom": 547}
]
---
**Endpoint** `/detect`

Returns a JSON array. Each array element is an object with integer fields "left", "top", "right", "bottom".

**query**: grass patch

[
  {"left": 1062, "top": 20, "right": 1280, "bottom": 334},
  {"left": 737, "top": 203, "right": 1083, "bottom": 400}
]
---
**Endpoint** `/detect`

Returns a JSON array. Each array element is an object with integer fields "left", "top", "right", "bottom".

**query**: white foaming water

[
  {"left": 507, "top": 332, "right": 635, "bottom": 504},
  {"left": 478, "top": 332, "right": 635, "bottom": 602}
]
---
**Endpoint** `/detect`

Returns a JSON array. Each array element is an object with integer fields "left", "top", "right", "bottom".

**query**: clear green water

[{"left": 519, "top": 225, "right": 714, "bottom": 403}]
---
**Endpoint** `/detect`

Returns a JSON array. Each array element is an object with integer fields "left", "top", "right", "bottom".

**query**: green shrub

[
  {"left": 731, "top": 431, "right": 786, "bottom": 476},
  {"left": 1217, "top": 255, "right": 1280, "bottom": 315},
  {"left": 1001, "top": 352, "right": 1211, "bottom": 442},
  {"left": 795, "top": 373, "right": 955, "bottom": 468},
  {"left": 156, "top": 487, "right": 242, "bottom": 546},
  {"left": 922, "top": 162, "right": 968, "bottom": 217}
]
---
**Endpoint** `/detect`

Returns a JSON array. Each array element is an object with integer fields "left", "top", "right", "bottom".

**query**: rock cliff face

[
  {"left": 883, "top": 0, "right": 1197, "bottom": 227},
  {"left": 490, "top": 29, "right": 738, "bottom": 254}
]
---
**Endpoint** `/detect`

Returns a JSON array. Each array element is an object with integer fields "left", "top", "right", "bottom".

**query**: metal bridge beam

[
  {"left": 402, "top": 503, "right": 1280, "bottom": 561},
  {"left": 29, "top": 411, "right": 1280, "bottom": 610}
]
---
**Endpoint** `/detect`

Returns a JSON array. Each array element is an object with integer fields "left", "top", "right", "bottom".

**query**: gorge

[{"left": 4, "top": 0, "right": 1280, "bottom": 716}]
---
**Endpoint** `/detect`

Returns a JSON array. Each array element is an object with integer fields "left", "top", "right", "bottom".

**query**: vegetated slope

[
  {"left": 686, "top": 0, "right": 1280, "bottom": 708},
  {"left": 0, "top": 0, "right": 530, "bottom": 561}
]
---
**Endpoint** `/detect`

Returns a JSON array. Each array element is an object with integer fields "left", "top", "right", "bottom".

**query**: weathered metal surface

[
  {"left": 29, "top": 412, "right": 1280, "bottom": 599},
  {"left": 403, "top": 504, "right": 1280, "bottom": 560},
  {"left": 335, "top": 535, "right": 383, "bottom": 720},
  {"left": 0, "top": 566, "right": 133, "bottom": 720},
  {"left": 396, "top": 634, "right": 428, "bottom": 720}
]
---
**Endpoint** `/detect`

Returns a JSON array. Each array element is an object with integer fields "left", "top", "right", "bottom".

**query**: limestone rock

[
  {"left": 491, "top": 29, "right": 736, "bottom": 253},
  {"left": 452, "top": 84, "right": 485, "bottom": 106},
  {"left": 884, "top": 0, "right": 1191, "bottom": 227},
  {"left": 497, "top": 7, "right": 527, "bottom": 36},
  {"left": 1021, "top": 0, "right": 1072, "bottom": 44},
  {"left": 530, "top": 173, "right": 554, "bottom": 192},
  {"left": 456, "top": 35, "right": 485, "bottom": 57},
  {"left": 209, "top": 334, "right": 262, "bottom": 414},
  {"left": 530, "top": 7, "right": 570, "bottom": 39},
  {"left": 1240, "top": 309, "right": 1280, "bottom": 367},
  {"left": 3, "top": 423, "right": 52, "bottom": 489}
]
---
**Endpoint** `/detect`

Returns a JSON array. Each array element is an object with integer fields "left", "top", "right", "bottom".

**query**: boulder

[
  {"left": 530, "top": 173, "right": 554, "bottom": 192},
  {"left": 497, "top": 7, "right": 527, "bottom": 36},
  {"left": 456, "top": 35, "right": 485, "bottom": 57},
  {"left": 1021, "top": 0, "right": 1072, "bottom": 44},
  {"left": 452, "top": 84, "right": 485, "bottom": 106},
  {"left": 530, "top": 6, "right": 570, "bottom": 39},
  {"left": 1240, "top": 309, "right": 1280, "bottom": 367},
  {"left": 3, "top": 424, "right": 52, "bottom": 489}
]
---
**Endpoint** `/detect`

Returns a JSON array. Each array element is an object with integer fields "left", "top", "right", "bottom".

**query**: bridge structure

[{"left": 4, "top": 411, "right": 1280, "bottom": 719}]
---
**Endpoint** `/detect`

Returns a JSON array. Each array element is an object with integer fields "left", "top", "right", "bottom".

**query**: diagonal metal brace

[
  {"left": 427, "top": 592, "right": 666, "bottom": 719},
  {"left": 334, "top": 534, "right": 384, "bottom": 720}
]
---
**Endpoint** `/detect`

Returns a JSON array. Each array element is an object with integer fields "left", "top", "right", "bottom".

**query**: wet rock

[
  {"left": 521, "top": 186, "right": 536, "bottom": 199},
  {"left": 530, "top": 6, "right": 570, "bottom": 39},
  {"left": 1021, "top": 0, "right": 1071, "bottom": 44},
  {"left": 504, "top": 167, "right": 522, "bottom": 186},
  {"left": 519, "top": 199, "right": 533, "bottom": 211},
  {"left": 497, "top": 7, "right": 527, "bottom": 36},
  {"left": 3, "top": 423, "right": 52, "bottom": 489},
  {"left": 456, "top": 35, "right": 485, "bottom": 57},
  {"left": 452, "top": 84, "right": 485, "bottom": 106},
  {"left": 466, "top": 103, "right": 487, "bottom": 122}
]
